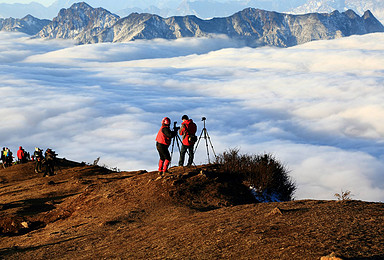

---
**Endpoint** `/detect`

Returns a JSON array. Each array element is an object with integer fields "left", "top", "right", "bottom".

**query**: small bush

[
  {"left": 334, "top": 190, "right": 353, "bottom": 201},
  {"left": 215, "top": 148, "right": 296, "bottom": 202}
]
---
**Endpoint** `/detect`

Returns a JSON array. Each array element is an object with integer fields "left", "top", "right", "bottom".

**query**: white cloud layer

[{"left": 1, "top": 31, "right": 384, "bottom": 202}]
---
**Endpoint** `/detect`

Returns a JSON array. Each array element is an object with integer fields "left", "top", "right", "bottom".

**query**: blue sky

[{"left": 0, "top": 0, "right": 55, "bottom": 5}]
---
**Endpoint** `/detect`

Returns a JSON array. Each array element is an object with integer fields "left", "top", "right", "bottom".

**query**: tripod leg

[
  {"left": 170, "top": 135, "right": 183, "bottom": 167},
  {"left": 194, "top": 128, "right": 205, "bottom": 153},
  {"left": 176, "top": 135, "right": 183, "bottom": 166},
  {"left": 205, "top": 130, "right": 217, "bottom": 158},
  {"left": 176, "top": 135, "right": 182, "bottom": 152},
  {"left": 170, "top": 138, "right": 176, "bottom": 164},
  {"left": 203, "top": 128, "right": 211, "bottom": 164}
]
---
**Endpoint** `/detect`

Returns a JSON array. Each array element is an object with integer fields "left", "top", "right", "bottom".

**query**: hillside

[{"left": 0, "top": 160, "right": 383, "bottom": 259}]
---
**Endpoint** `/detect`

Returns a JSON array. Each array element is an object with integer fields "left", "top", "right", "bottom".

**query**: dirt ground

[{"left": 0, "top": 160, "right": 383, "bottom": 259}]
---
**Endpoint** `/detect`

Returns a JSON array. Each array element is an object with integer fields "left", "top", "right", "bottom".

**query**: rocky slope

[
  {"left": 294, "top": 0, "right": 384, "bottom": 22},
  {"left": 36, "top": 2, "right": 120, "bottom": 44},
  {"left": 36, "top": 2, "right": 384, "bottom": 47},
  {"left": 0, "top": 3, "right": 384, "bottom": 47},
  {"left": 2, "top": 2, "right": 383, "bottom": 47},
  {"left": 0, "top": 160, "right": 383, "bottom": 259},
  {"left": 0, "top": 15, "right": 50, "bottom": 35},
  {"left": 1, "top": 0, "right": 384, "bottom": 24}
]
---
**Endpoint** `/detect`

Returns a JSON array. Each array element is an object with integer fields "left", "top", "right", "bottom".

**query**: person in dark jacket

[
  {"left": 4, "top": 148, "right": 13, "bottom": 167},
  {"left": 1, "top": 147, "right": 5, "bottom": 165},
  {"left": 43, "top": 148, "right": 56, "bottom": 177},
  {"left": 156, "top": 117, "right": 176, "bottom": 174},
  {"left": 34, "top": 147, "right": 43, "bottom": 173},
  {"left": 178, "top": 115, "right": 197, "bottom": 166}
]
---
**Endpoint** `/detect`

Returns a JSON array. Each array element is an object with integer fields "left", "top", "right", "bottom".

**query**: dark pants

[
  {"left": 156, "top": 142, "right": 171, "bottom": 161},
  {"left": 179, "top": 144, "right": 194, "bottom": 166},
  {"left": 35, "top": 160, "right": 42, "bottom": 173},
  {"left": 44, "top": 160, "right": 54, "bottom": 176}
]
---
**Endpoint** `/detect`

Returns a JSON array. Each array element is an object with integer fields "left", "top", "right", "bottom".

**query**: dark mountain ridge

[
  {"left": 36, "top": 2, "right": 120, "bottom": 44},
  {"left": 1, "top": 2, "right": 384, "bottom": 47},
  {"left": 0, "top": 15, "right": 50, "bottom": 35}
]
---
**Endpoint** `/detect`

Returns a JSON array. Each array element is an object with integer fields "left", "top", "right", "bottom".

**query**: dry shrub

[
  {"left": 334, "top": 190, "right": 353, "bottom": 201},
  {"left": 215, "top": 148, "right": 296, "bottom": 202}
]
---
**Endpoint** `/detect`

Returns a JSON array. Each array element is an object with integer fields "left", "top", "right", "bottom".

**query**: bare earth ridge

[{"left": 0, "top": 160, "right": 383, "bottom": 259}]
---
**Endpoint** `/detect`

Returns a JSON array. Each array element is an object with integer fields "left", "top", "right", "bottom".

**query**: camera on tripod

[
  {"left": 173, "top": 121, "right": 180, "bottom": 132},
  {"left": 194, "top": 116, "right": 216, "bottom": 164}
]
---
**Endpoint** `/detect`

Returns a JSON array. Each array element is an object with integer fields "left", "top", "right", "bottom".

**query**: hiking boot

[
  {"left": 158, "top": 160, "right": 164, "bottom": 173},
  {"left": 163, "top": 160, "right": 170, "bottom": 173}
]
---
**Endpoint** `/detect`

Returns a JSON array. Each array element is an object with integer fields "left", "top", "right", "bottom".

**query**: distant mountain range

[
  {"left": 293, "top": 0, "right": 384, "bottom": 22},
  {"left": 1, "top": 2, "right": 384, "bottom": 48},
  {"left": 1, "top": 0, "right": 384, "bottom": 24},
  {"left": 0, "top": 15, "right": 50, "bottom": 35}
]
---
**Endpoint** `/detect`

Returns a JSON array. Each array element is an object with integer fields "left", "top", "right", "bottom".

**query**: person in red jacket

[
  {"left": 156, "top": 117, "right": 176, "bottom": 174},
  {"left": 178, "top": 115, "right": 197, "bottom": 166},
  {"left": 17, "top": 146, "right": 25, "bottom": 164}
]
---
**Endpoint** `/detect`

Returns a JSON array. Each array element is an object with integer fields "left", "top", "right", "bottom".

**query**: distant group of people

[
  {"left": 1, "top": 146, "right": 30, "bottom": 167},
  {"left": 156, "top": 115, "right": 197, "bottom": 174},
  {"left": 1, "top": 147, "right": 14, "bottom": 168},
  {"left": 1, "top": 146, "right": 57, "bottom": 177},
  {"left": 33, "top": 147, "right": 57, "bottom": 176}
]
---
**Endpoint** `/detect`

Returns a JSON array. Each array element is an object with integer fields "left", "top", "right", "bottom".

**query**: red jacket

[
  {"left": 156, "top": 125, "right": 172, "bottom": 146},
  {"left": 179, "top": 119, "right": 197, "bottom": 146},
  {"left": 17, "top": 147, "right": 24, "bottom": 160}
]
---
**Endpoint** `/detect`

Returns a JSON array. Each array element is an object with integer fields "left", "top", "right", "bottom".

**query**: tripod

[
  {"left": 170, "top": 122, "right": 183, "bottom": 166},
  {"left": 194, "top": 117, "right": 216, "bottom": 164},
  {"left": 170, "top": 134, "right": 183, "bottom": 164}
]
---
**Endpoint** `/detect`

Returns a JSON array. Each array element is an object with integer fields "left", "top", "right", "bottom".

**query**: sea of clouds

[{"left": 1, "top": 32, "right": 384, "bottom": 202}]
